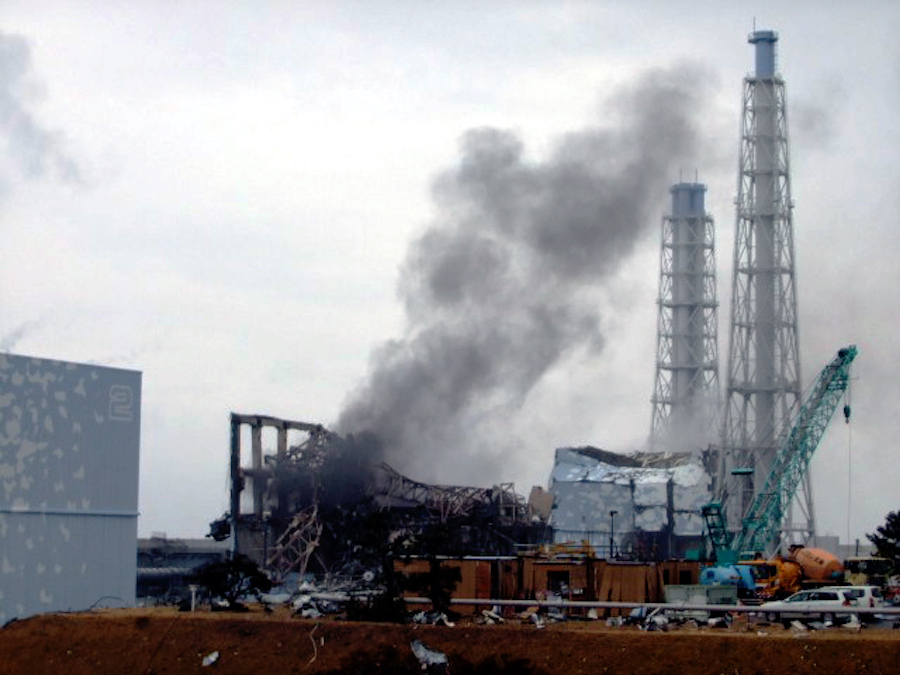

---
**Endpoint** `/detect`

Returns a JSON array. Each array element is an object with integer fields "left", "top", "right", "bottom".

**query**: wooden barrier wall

[
  {"left": 394, "top": 558, "right": 494, "bottom": 615},
  {"left": 394, "top": 557, "right": 701, "bottom": 616}
]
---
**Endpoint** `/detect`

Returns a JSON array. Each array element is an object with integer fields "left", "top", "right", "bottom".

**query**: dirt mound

[{"left": 2, "top": 608, "right": 900, "bottom": 674}]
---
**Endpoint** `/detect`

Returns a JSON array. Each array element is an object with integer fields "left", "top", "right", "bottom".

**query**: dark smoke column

[{"left": 338, "top": 66, "right": 715, "bottom": 486}]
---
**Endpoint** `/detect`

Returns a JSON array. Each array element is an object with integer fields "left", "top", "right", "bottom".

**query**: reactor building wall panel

[
  {"left": 549, "top": 447, "right": 710, "bottom": 555},
  {"left": 0, "top": 353, "right": 141, "bottom": 623}
]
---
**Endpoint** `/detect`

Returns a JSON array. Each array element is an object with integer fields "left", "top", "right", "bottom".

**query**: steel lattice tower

[
  {"left": 650, "top": 182, "right": 720, "bottom": 451},
  {"left": 719, "top": 30, "right": 805, "bottom": 549}
]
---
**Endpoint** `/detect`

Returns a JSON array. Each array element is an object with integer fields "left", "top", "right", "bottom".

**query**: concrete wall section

[{"left": 0, "top": 353, "right": 141, "bottom": 623}]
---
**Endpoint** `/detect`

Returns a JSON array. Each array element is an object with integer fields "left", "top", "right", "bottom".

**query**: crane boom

[
  {"left": 703, "top": 345, "right": 857, "bottom": 560},
  {"left": 734, "top": 345, "right": 857, "bottom": 554}
]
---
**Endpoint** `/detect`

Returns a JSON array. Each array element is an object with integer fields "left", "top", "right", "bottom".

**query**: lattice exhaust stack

[
  {"left": 650, "top": 182, "right": 720, "bottom": 452},
  {"left": 719, "top": 30, "right": 805, "bottom": 545}
]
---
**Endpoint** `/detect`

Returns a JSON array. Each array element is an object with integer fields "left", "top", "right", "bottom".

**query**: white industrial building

[{"left": 0, "top": 353, "right": 141, "bottom": 623}]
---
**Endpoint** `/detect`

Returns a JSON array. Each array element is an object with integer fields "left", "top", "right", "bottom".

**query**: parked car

[
  {"left": 760, "top": 588, "right": 858, "bottom": 626},
  {"left": 819, "top": 585, "right": 885, "bottom": 622}
]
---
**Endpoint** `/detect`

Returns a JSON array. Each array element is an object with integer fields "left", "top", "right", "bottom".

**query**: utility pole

[{"left": 609, "top": 510, "right": 618, "bottom": 559}]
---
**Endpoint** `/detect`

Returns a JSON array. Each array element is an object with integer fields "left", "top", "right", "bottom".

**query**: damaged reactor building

[
  {"left": 210, "top": 29, "right": 819, "bottom": 572},
  {"left": 548, "top": 180, "right": 719, "bottom": 561},
  {"left": 549, "top": 447, "right": 711, "bottom": 560},
  {"left": 213, "top": 413, "right": 548, "bottom": 579}
]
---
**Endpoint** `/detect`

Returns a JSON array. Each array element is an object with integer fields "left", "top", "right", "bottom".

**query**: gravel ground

[{"left": 2, "top": 607, "right": 900, "bottom": 674}]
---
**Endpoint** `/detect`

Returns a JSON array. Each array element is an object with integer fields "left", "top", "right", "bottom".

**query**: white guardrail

[{"left": 402, "top": 597, "right": 900, "bottom": 616}]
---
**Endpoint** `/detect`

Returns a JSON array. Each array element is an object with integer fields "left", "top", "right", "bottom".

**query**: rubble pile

[{"left": 214, "top": 414, "right": 548, "bottom": 583}]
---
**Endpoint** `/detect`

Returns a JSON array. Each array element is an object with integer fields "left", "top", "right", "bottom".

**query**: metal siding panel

[
  {"left": 634, "top": 506, "right": 667, "bottom": 532},
  {"left": 550, "top": 482, "right": 632, "bottom": 533},
  {"left": 633, "top": 482, "right": 667, "bottom": 507},
  {"left": 0, "top": 513, "right": 136, "bottom": 622},
  {"left": 0, "top": 354, "right": 139, "bottom": 622},
  {"left": 0, "top": 354, "right": 140, "bottom": 513}
]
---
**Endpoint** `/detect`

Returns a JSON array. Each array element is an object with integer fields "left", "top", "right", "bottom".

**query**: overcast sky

[{"left": 2, "top": 1, "right": 898, "bottom": 543}]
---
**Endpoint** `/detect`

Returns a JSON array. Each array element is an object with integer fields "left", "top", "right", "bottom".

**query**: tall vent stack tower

[
  {"left": 719, "top": 30, "right": 804, "bottom": 548},
  {"left": 650, "top": 182, "right": 720, "bottom": 450}
]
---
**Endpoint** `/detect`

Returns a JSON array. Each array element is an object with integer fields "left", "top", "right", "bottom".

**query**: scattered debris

[
  {"left": 626, "top": 606, "right": 651, "bottom": 626},
  {"left": 411, "top": 640, "right": 448, "bottom": 669},
  {"left": 481, "top": 609, "right": 504, "bottom": 625},
  {"left": 642, "top": 615, "right": 669, "bottom": 631},
  {"left": 844, "top": 615, "right": 861, "bottom": 632},
  {"left": 546, "top": 606, "right": 567, "bottom": 622},
  {"left": 308, "top": 623, "right": 319, "bottom": 665},
  {"left": 259, "top": 592, "right": 292, "bottom": 605},
  {"left": 201, "top": 651, "right": 219, "bottom": 667},
  {"left": 790, "top": 620, "right": 808, "bottom": 632},
  {"left": 411, "top": 611, "right": 455, "bottom": 627},
  {"left": 289, "top": 586, "right": 350, "bottom": 618},
  {"left": 519, "top": 605, "right": 540, "bottom": 619},
  {"left": 437, "top": 614, "right": 455, "bottom": 627},
  {"left": 706, "top": 615, "right": 731, "bottom": 629},
  {"left": 297, "top": 580, "right": 318, "bottom": 593}
]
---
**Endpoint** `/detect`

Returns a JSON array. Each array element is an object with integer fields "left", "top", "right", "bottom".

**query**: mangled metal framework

[
  {"left": 266, "top": 504, "right": 322, "bottom": 578},
  {"left": 372, "top": 462, "right": 525, "bottom": 525},
  {"left": 223, "top": 412, "right": 535, "bottom": 576},
  {"left": 227, "top": 413, "right": 333, "bottom": 570}
]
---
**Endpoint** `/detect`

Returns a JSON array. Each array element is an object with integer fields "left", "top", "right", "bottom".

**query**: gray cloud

[
  {"left": 337, "top": 64, "right": 719, "bottom": 484},
  {"left": 0, "top": 31, "right": 81, "bottom": 184}
]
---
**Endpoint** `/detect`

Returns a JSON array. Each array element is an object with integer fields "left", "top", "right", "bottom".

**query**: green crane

[{"left": 703, "top": 345, "right": 858, "bottom": 563}]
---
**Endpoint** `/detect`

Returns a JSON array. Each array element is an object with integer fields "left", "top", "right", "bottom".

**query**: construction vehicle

[
  {"left": 760, "top": 545, "right": 844, "bottom": 598},
  {"left": 700, "top": 346, "right": 857, "bottom": 597},
  {"left": 698, "top": 563, "right": 755, "bottom": 595},
  {"left": 700, "top": 546, "right": 843, "bottom": 600},
  {"left": 698, "top": 559, "right": 774, "bottom": 598}
]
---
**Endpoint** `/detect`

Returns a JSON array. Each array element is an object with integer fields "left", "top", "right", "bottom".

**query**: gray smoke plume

[
  {"left": 0, "top": 31, "right": 81, "bottom": 185},
  {"left": 791, "top": 76, "right": 846, "bottom": 153},
  {"left": 0, "top": 319, "right": 42, "bottom": 353},
  {"left": 338, "top": 65, "right": 716, "bottom": 485}
]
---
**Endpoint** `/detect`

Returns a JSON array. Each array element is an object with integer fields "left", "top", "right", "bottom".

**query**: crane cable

[{"left": 845, "top": 371, "right": 853, "bottom": 547}]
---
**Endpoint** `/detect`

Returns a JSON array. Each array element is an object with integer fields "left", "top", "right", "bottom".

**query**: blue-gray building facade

[
  {"left": 549, "top": 446, "right": 710, "bottom": 559},
  {"left": 0, "top": 353, "right": 141, "bottom": 622}
]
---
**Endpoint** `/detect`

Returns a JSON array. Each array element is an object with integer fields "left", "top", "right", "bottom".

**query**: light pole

[{"left": 609, "top": 510, "right": 618, "bottom": 559}]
